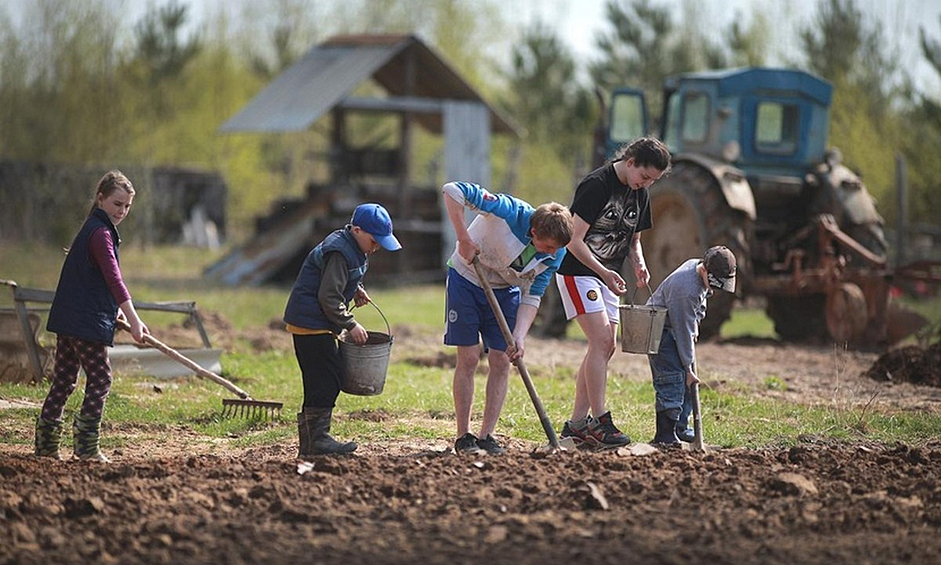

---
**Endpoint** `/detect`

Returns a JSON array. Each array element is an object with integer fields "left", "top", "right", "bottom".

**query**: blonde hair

[
  {"left": 530, "top": 202, "right": 573, "bottom": 246},
  {"left": 89, "top": 170, "right": 135, "bottom": 216}
]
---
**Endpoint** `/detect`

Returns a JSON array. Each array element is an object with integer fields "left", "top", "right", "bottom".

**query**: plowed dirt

[
  {"left": 2, "top": 441, "right": 941, "bottom": 565},
  {"left": 865, "top": 343, "right": 941, "bottom": 387},
  {"left": 5, "top": 316, "right": 941, "bottom": 565}
]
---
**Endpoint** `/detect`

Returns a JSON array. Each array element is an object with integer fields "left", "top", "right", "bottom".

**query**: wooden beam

[{"left": 338, "top": 96, "right": 444, "bottom": 114}]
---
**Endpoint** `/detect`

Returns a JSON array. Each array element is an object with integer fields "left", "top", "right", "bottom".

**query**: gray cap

[{"left": 703, "top": 246, "right": 736, "bottom": 293}]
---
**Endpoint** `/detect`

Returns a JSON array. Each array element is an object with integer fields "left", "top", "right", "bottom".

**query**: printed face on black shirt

[{"left": 585, "top": 189, "right": 639, "bottom": 263}]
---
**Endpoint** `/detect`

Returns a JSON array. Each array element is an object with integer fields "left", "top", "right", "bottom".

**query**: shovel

[
  {"left": 117, "top": 319, "right": 283, "bottom": 419},
  {"left": 472, "top": 257, "right": 561, "bottom": 451},
  {"left": 689, "top": 360, "right": 706, "bottom": 452}
]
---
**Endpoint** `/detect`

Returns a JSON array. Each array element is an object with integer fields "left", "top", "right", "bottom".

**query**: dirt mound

[
  {"left": 2, "top": 441, "right": 940, "bottom": 565},
  {"left": 865, "top": 343, "right": 941, "bottom": 387}
]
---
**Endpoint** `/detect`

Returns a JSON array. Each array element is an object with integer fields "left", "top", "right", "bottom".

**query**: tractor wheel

[
  {"left": 765, "top": 294, "right": 829, "bottom": 343},
  {"left": 825, "top": 282, "right": 869, "bottom": 343},
  {"left": 643, "top": 161, "right": 751, "bottom": 340}
]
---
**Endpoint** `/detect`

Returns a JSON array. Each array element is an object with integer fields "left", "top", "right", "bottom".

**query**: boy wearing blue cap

[{"left": 284, "top": 203, "right": 402, "bottom": 457}]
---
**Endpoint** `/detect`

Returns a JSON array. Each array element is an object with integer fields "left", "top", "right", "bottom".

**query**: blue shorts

[{"left": 444, "top": 268, "right": 519, "bottom": 351}]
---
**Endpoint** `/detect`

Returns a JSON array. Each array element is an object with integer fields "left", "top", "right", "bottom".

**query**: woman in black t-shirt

[{"left": 554, "top": 137, "right": 671, "bottom": 447}]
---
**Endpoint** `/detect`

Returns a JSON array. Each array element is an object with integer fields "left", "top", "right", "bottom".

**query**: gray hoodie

[{"left": 646, "top": 259, "right": 709, "bottom": 371}]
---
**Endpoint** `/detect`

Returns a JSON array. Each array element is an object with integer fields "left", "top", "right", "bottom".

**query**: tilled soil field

[
  {"left": 2, "top": 441, "right": 941, "bottom": 565},
  {"left": 4, "top": 322, "right": 941, "bottom": 565}
]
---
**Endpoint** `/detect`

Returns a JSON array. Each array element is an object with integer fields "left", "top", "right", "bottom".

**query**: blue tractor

[{"left": 603, "top": 68, "right": 891, "bottom": 344}]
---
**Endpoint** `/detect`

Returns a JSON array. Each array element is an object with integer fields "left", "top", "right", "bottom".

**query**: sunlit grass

[
  {"left": 3, "top": 242, "right": 941, "bottom": 452},
  {"left": 720, "top": 305, "right": 777, "bottom": 339}
]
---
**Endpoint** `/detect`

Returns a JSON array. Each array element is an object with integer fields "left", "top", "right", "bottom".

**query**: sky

[
  {"left": 513, "top": 0, "right": 941, "bottom": 94},
  {"left": 4, "top": 0, "right": 940, "bottom": 94}
]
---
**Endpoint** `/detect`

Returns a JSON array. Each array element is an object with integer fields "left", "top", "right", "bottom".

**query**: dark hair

[
  {"left": 612, "top": 137, "right": 671, "bottom": 173},
  {"left": 530, "top": 202, "right": 574, "bottom": 246},
  {"left": 89, "top": 170, "right": 135, "bottom": 216}
]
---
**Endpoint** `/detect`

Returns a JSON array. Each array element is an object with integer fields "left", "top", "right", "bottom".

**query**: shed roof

[{"left": 220, "top": 33, "right": 517, "bottom": 136}]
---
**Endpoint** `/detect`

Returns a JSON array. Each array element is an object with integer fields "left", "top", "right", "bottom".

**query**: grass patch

[
  {"left": 3, "top": 242, "right": 941, "bottom": 451},
  {"left": 720, "top": 305, "right": 777, "bottom": 340}
]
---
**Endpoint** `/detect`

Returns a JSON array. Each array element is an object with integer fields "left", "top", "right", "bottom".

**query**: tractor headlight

[{"left": 722, "top": 140, "right": 741, "bottom": 163}]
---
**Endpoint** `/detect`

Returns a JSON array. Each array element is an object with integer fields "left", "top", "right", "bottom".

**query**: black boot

[
  {"left": 297, "top": 412, "right": 312, "bottom": 458},
  {"left": 651, "top": 410, "right": 680, "bottom": 445},
  {"left": 298, "top": 407, "right": 357, "bottom": 457}
]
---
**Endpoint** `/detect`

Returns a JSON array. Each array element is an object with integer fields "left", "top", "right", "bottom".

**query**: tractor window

[
  {"left": 663, "top": 93, "right": 682, "bottom": 149},
  {"left": 609, "top": 93, "right": 645, "bottom": 144},
  {"left": 755, "top": 102, "right": 799, "bottom": 154},
  {"left": 681, "top": 92, "right": 709, "bottom": 143}
]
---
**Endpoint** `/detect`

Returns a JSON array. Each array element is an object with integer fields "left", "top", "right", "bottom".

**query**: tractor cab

[{"left": 601, "top": 68, "right": 892, "bottom": 345}]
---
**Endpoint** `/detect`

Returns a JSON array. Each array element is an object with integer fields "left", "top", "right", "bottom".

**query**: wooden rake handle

[
  {"left": 116, "top": 319, "right": 252, "bottom": 400},
  {"left": 471, "top": 257, "right": 560, "bottom": 449}
]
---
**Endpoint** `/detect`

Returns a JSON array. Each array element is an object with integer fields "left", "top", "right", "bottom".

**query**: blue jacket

[
  {"left": 283, "top": 227, "right": 367, "bottom": 333},
  {"left": 444, "top": 181, "right": 566, "bottom": 309},
  {"left": 46, "top": 208, "right": 122, "bottom": 345}
]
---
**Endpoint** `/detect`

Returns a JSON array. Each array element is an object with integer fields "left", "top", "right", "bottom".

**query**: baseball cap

[
  {"left": 351, "top": 203, "right": 402, "bottom": 251},
  {"left": 703, "top": 245, "right": 736, "bottom": 293}
]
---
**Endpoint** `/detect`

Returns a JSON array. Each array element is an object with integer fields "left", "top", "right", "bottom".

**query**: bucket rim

[{"left": 339, "top": 331, "right": 393, "bottom": 345}]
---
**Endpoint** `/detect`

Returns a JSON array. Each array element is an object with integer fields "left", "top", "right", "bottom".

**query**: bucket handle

[
  {"left": 626, "top": 281, "right": 652, "bottom": 307},
  {"left": 354, "top": 300, "right": 391, "bottom": 336}
]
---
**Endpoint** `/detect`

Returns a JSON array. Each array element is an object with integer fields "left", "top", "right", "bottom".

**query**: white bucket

[
  {"left": 619, "top": 288, "right": 667, "bottom": 354},
  {"left": 339, "top": 301, "right": 393, "bottom": 396}
]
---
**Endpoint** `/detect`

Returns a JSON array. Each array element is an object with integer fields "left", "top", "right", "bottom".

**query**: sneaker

[
  {"left": 560, "top": 417, "right": 591, "bottom": 444},
  {"left": 476, "top": 434, "right": 506, "bottom": 455},
  {"left": 454, "top": 432, "right": 481, "bottom": 454},
  {"left": 586, "top": 411, "right": 631, "bottom": 446},
  {"left": 676, "top": 426, "right": 695, "bottom": 443}
]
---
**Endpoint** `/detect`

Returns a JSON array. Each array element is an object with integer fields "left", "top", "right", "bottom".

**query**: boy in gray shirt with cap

[{"left": 646, "top": 245, "right": 736, "bottom": 445}]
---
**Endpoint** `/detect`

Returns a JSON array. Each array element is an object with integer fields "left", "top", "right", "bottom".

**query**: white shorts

[{"left": 555, "top": 274, "right": 620, "bottom": 323}]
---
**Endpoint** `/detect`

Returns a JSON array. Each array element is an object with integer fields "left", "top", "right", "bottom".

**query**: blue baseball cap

[{"left": 351, "top": 203, "right": 402, "bottom": 251}]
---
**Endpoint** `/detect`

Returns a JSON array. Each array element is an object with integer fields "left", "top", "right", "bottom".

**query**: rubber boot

[
  {"left": 34, "top": 416, "right": 63, "bottom": 460},
  {"left": 651, "top": 410, "right": 680, "bottom": 445},
  {"left": 297, "top": 412, "right": 312, "bottom": 458},
  {"left": 299, "top": 407, "right": 357, "bottom": 456},
  {"left": 73, "top": 414, "right": 110, "bottom": 462}
]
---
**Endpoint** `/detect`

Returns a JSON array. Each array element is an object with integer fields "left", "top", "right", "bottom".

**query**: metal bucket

[
  {"left": 619, "top": 287, "right": 667, "bottom": 354},
  {"left": 339, "top": 301, "right": 393, "bottom": 396}
]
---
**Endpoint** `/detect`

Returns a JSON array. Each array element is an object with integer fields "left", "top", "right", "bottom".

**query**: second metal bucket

[
  {"left": 339, "top": 301, "right": 393, "bottom": 396},
  {"left": 619, "top": 286, "right": 667, "bottom": 354}
]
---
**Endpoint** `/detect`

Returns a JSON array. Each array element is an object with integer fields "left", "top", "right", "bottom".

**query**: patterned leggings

[{"left": 40, "top": 335, "right": 113, "bottom": 422}]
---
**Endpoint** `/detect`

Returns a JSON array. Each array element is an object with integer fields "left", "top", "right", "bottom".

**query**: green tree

[
  {"left": 589, "top": 0, "right": 725, "bottom": 125},
  {"left": 799, "top": 0, "right": 899, "bottom": 208},
  {"left": 800, "top": 0, "right": 896, "bottom": 116},
  {"left": 128, "top": 1, "right": 201, "bottom": 122},
  {"left": 502, "top": 22, "right": 593, "bottom": 158},
  {"left": 0, "top": 0, "right": 127, "bottom": 163},
  {"left": 919, "top": 15, "right": 941, "bottom": 127},
  {"left": 728, "top": 9, "right": 770, "bottom": 67},
  {"left": 900, "top": 15, "right": 941, "bottom": 225}
]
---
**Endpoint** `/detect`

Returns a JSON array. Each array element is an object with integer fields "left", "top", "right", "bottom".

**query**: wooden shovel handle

[
  {"left": 116, "top": 319, "right": 252, "bottom": 400},
  {"left": 471, "top": 257, "right": 560, "bottom": 449}
]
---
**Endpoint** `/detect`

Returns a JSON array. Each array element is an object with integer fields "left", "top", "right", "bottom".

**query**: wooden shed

[{"left": 208, "top": 33, "right": 518, "bottom": 285}]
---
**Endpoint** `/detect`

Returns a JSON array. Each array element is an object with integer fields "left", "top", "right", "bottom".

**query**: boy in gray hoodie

[{"left": 646, "top": 246, "right": 736, "bottom": 445}]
